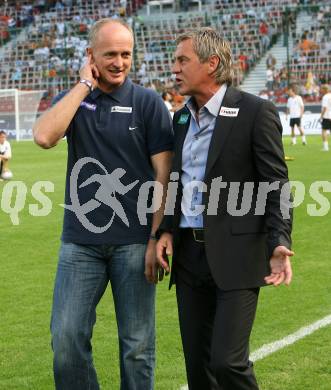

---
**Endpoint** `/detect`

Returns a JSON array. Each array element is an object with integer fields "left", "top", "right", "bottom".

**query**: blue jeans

[{"left": 51, "top": 242, "right": 155, "bottom": 390}]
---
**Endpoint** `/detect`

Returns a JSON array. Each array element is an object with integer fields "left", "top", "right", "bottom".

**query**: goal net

[{"left": 0, "top": 89, "right": 46, "bottom": 141}]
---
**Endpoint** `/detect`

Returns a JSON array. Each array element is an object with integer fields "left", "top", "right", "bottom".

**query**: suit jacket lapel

[
  {"left": 173, "top": 108, "right": 191, "bottom": 171},
  {"left": 205, "top": 86, "right": 242, "bottom": 177}
]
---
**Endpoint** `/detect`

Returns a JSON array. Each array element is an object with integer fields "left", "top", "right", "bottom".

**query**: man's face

[
  {"left": 89, "top": 23, "right": 133, "bottom": 91},
  {"left": 0, "top": 134, "right": 6, "bottom": 145},
  {"left": 172, "top": 39, "right": 212, "bottom": 96}
]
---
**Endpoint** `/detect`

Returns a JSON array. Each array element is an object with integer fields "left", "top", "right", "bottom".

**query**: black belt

[{"left": 181, "top": 228, "right": 205, "bottom": 243}]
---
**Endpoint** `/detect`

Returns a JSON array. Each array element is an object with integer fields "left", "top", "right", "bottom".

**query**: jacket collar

[
  {"left": 173, "top": 86, "right": 242, "bottom": 175},
  {"left": 205, "top": 86, "right": 242, "bottom": 177}
]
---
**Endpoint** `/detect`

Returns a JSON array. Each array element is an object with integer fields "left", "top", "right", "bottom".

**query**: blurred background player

[
  {"left": 320, "top": 84, "right": 331, "bottom": 152},
  {"left": 162, "top": 91, "right": 174, "bottom": 117},
  {"left": 286, "top": 85, "right": 306, "bottom": 145},
  {"left": 0, "top": 131, "right": 12, "bottom": 180}
]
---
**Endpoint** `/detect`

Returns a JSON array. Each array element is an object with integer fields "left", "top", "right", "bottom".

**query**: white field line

[{"left": 180, "top": 314, "right": 331, "bottom": 390}]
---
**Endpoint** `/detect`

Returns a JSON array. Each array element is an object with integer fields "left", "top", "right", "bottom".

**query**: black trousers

[{"left": 175, "top": 229, "right": 260, "bottom": 390}]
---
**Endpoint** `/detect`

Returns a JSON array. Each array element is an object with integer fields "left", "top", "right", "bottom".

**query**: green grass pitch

[{"left": 0, "top": 135, "right": 331, "bottom": 389}]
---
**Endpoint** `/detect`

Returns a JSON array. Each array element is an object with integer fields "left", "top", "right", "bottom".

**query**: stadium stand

[
  {"left": 0, "top": 1, "right": 291, "bottom": 89},
  {"left": 0, "top": 0, "right": 330, "bottom": 111},
  {"left": 259, "top": 4, "right": 331, "bottom": 103},
  {"left": 133, "top": 0, "right": 290, "bottom": 88}
]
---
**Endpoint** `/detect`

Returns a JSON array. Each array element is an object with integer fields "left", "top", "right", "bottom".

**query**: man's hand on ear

[{"left": 80, "top": 54, "right": 99, "bottom": 90}]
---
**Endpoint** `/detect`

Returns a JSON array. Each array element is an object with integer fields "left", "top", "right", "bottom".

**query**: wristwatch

[
  {"left": 149, "top": 233, "right": 157, "bottom": 241},
  {"left": 79, "top": 79, "right": 93, "bottom": 92}
]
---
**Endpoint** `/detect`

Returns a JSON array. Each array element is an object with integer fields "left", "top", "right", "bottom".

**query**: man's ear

[
  {"left": 208, "top": 55, "right": 220, "bottom": 75},
  {"left": 86, "top": 47, "right": 94, "bottom": 62}
]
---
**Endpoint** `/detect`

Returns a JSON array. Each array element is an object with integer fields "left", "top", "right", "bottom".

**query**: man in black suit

[{"left": 156, "top": 28, "right": 293, "bottom": 390}]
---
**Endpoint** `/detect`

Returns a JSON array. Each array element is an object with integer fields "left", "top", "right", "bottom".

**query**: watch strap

[{"left": 79, "top": 79, "right": 93, "bottom": 92}]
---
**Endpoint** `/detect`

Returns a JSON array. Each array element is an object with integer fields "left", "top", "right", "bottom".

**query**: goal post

[{"left": 0, "top": 89, "right": 46, "bottom": 141}]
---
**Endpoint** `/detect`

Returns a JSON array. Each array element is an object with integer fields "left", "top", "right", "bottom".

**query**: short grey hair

[
  {"left": 176, "top": 27, "right": 233, "bottom": 85},
  {"left": 88, "top": 18, "right": 134, "bottom": 47}
]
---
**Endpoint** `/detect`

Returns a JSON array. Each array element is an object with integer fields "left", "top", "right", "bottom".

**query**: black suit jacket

[{"left": 158, "top": 86, "right": 292, "bottom": 290}]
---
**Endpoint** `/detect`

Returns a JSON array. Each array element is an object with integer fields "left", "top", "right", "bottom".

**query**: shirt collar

[
  {"left": 186, "top": 84, "right": 227, "bottom": 118},
  {"left": 90, "top": 77, "right": 133, "bottom": 102}
]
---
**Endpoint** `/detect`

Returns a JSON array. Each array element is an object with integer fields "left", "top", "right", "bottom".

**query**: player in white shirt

[
  {"left": 0, "top": 131, "right": 12, "bottom": 180},
  {"left": 286, "top": 85, "right": 306, "bottom": 145},
  {"left": 320, "top": 84, "right": 331, "bottom": 151},
  {"left": 162, "top": 91, "right": 174, "bottom": 118}
]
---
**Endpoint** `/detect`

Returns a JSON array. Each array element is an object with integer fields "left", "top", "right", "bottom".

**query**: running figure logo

[{"left": 63, "top": 157, "right": 138, "bottom": 233}]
